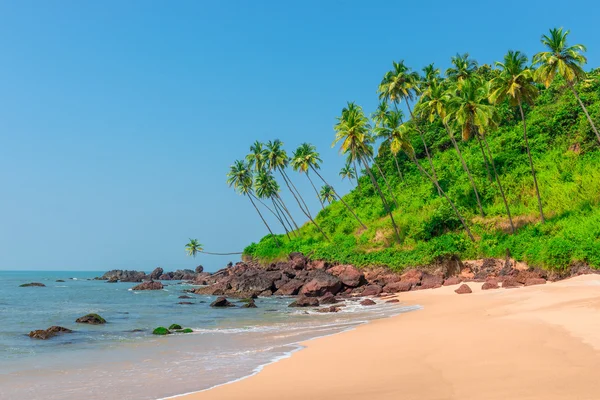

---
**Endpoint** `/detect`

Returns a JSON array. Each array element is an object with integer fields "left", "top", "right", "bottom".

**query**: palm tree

[
  {"left": 246, "top": 141, "right": 266, "bottom": 172},
  {"left": 320, "top": 185, "right": 336, "bottom": 204},
  {"left": 185, "top": 239, "right": 242, "bottom": 256},
  {"left": 533, "top": 28, "right": 599, "bottom": 145},
  {"left": 421, "top": 63, "right": 441, "bottom": 87},
  {"left": 446, "top": 53, "right": 478, "bottom": 88},
  {"left": 254, "top": 169, "right": 298, "bottom": 235},
  {"left": 490, "top": 50, "right": 545, "bottom": 222},
  {"left": 291, "top": 143, "right": 325, "bottom": 210},
  {"left": 298, "top": 142, "right": 367, "bottom": 229},
  {"left": 394, "top": 122, "right": 475, "bottom": 241},
  {"left": 378, "top": 60, "right": 440, "bottom": 192},
  {"left": 334, "top": 102, "right": 402, "bottom": 243},
  {"left": 445, "top": 81, "right": 515, "bottom": 232},
  {"left": 444, "top": 79, "right": 489, "bottom": 217},
  {"left": 339, "top": 164, "right": 356, "bottom": 186},
  {"left": 264, "top": 139, "right": 329, "bottom": 240},
  {"left": 227, "top": 160, "right": 280, "bottom": 240},
  {"left": 374, "top": 107, "right": 406, "bottom": 182}
]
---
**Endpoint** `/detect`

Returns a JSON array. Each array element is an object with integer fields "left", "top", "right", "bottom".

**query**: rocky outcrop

[
  {"left": 195, "top": 265, "right": 204, "bottom": 274},
  {"left": 327, "top": 265, "right": 364, "bottom": 287},
  {"left": 132, "top": 281, "right": 164, "bottom": 290},
  {"left": 19, "top": 282, "right": 45, "bottom": 287},
  {"left": 300, "top": 271, "right": 342, "bottom": 297},
  {"left": 29, "top": 326, "right": 73, "bottom": 340},
  {"left": 100, "top": 270, "right": 147, "bottom": 282},
  {"left": 288, "top": 296, "right": 319, "bottom": 307},
  {"left": 241, "top": 299, "right": 257, "bottom": 308},
  {"left": 210, "top": 296, "right": 235, "bottom": 307},
  {"left": 482, "top": 280, "right": 499, "bottom": 290},
  {"left": 150, "top": 267, "right": 164, "bottom": 280},
  {"left": 76, "top": 313, "right": 106, "bottom": 324}
]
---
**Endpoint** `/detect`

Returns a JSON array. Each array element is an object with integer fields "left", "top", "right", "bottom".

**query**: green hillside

[{"left": 239, "top": 31, "right": 600, "bottom": 272}]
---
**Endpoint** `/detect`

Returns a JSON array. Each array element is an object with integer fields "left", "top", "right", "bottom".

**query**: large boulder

[
  {"left": 241, "top": 299, "right": 257, "bottom": 308},
  {"left": 420, "top": 273, "right": 444, "bottom": 290},
  {"left": 502, "top": 277, "right": 522, "bottom": 288},
  {"left": 76, "top": 313, "right": 106, "bottom": 324},
  {"left": 171, "top": 269, "right": 197, "bottom": 280},
  {"left": 101, "top": 270, "right": 147, "bottom": 282},
  {"left": 149, "top": 267, "right": 164, "bottom": 280},
  {"left": 210, "top": 296, "right": 235, "bottom": 307},
  {"left": 289, "top": 252, "right": 307, "bottom": 270},
  {"left": 29, "top": 326, "right": 73, "bottom": 340},
  {"left": 230, "top": 269, "right": 277, "bottom": 293},
  {"left": 132, "top": 281, "right": 164, "bottom": 290},
  {"left": 443, "top": 276, "right": 462, "bottom": 286},
  {"left": 288, "top": 296, "right": 319, "bottom": 307},
  {"left": 382, "top": 281, "right": 412, "bottom": 293},
  {"left": 319, "top": 293, "right": 340, "bottom": 304},
  {"left": 300, "top": 271, "right": 342, "bottom": 297},
  {"left": 195, "top": 265, "right": 204, "bottom": 274},
  {"left": 274, "top": 279, "right": 305, "bottom": 296},
  {"left": 360, "top": 284, "right": 383, "bottom": 297},
  {"left": 327, "top": 265, "right": 364, "bottom": 287},
  {"left": 481, "top": 279, "right": 499, "bottom": 290},
  {"left": 400, "top": 269, "right": 423, "bottom": 286}
]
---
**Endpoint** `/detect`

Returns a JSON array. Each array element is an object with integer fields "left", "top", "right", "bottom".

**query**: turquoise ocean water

[{"left": 0, "top": 271, "right": 418, "bottom": 400}]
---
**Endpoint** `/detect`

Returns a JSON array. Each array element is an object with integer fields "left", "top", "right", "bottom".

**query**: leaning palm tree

[
  {"left": 393, "top": 122, "right": 475, "bottom": 241},
  {"left": 319, "top": 185, "right": 336, "bottom": 204},
  {"left": 490, "top": 50, "right": 545, "bottom": 222},
  {"left": 533, "top": 28, "right": 599, "bottom": 145},
  {"left": 334, "top": 102, "right": 402, "bottom": 243},
  {"left": 446, "top": 53, "right": 478, "bottom": 88},
  {"left": 339, "top": 164, "right": 356, "bottom": 186},
  {"left": 291, "top": 143, "right": 325, "bottom": 210},
  {"left": 445, "top": 81, "right": 515, "bottom": 232},
  {"left": 254, "top": 169, "right": 298, "bottom": 235},
  {"left": 374, "top": 108, "right": 406, "bottom": 181},
  {"left": 264, "top": 139, "right": 329, "bottom": 240},
  {"left": 227, "top": 160, "right": 282, "bottom": 240},
  {"left": 246, "top": 141, "right": 267, "bottom": 172},
  {"left": 378, "top": 60, "right": 440, "bottom": 191},
  {"left": 185, "top": 239, "right": 242, "bottom": 256}
]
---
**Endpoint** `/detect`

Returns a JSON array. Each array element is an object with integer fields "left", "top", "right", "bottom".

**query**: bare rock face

[
  {"left": 420, "top": 273, "right": 444, "bottom": 290},
  {"left": 132, "top": 281, "right": 164, "bottom": 291},
  {"left": 289, "top": 252, "right": 307, "bottom": 270},
  {"left": 300, "top": 271, "right": 342, "bottom": 297},
  {"left": 502, "top": 277, "right": 522, "bottom": 289},
  {"left": 327, "top": 265, "right": 364, "bottom": 287},
  {"left": 288, "top": 296, "right": 319, "bottom": 307},
  {"left": 210, "top": 296, "right": 235, "bottom": 307},
  {"left": 360, "top": 299, "right": 376, "bottom": 306},
  {"left": 274, "top": 279, "right": 304, "bottom": 296},
  {"left": 443, "top": 276, "right": 462, "bottom": 286},
  {"left": 360, "top": 284, "right": 383, "bottom": 297},
  {"left": 400, "top": 269, "right": 423, "bottom": 286},
  {"left": 454, "top": 284, "right": 472, "bottom": 294}
]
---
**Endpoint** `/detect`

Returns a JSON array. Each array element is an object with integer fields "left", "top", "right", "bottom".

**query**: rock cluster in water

[{"left": 29, "top": 326, "right": 73, "bottom": 340}]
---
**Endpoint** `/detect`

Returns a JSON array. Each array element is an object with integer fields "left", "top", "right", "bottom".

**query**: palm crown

[
  {"left": 446, "top": 53, "right": 478, "bottom": 86},
  {"left": 533, "top": 27, "right": 587, "bottom": 87},
  {"left": 446, "top": 79, "right": 495, "bottom": 140},
  {"left": 378, "top": 61, "right": 420, "bottom": 103},
  {"left": 290, "top": 143, "right": 322, "bottom": 173},
  {"left": 226, "top": 160, "right": 253, "bottom": 195},
  {"left": 489, "top": 50, "right": 538, "bottom": 107},
  {"left": 185, "top": 239, "right": 203, "bottom": 258}
]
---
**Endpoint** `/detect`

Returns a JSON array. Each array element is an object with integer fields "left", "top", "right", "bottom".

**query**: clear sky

[{"left": 1, "top": 0, "right": 598, "bottom": 272}]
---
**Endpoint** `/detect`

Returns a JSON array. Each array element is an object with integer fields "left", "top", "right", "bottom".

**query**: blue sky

[{"left": 1, "top": 0, "right": 598, "bottom": 271}]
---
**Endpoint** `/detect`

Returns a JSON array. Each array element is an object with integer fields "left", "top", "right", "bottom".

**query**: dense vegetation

[{"left": 231, "top": 28, "right": 600, "bottom": 272}]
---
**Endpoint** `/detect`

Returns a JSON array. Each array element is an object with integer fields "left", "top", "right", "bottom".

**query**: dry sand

[{"left": 176, "top": 274, "right": 600, "bottom": 400}]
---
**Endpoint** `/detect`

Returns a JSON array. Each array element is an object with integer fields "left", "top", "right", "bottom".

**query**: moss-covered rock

[
  {"left": 168, "top": 324, "right": 182, "bottom": 330},
  {"left": 19, "top": 282, "right": 45, "bottom": 287},
  {"left": 152, "top": 327, "right": 170, "bottom": 335},
  {"left": 175, "top": 328, "right": 193, "bottom": 333},
  {"left": 75, "top": 313, "right": 106, "bottom": 324}
]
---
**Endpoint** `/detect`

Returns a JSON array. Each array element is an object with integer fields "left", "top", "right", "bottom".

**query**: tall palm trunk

[
  {"left": 444, "top": 122, "right": 485, "bottom": 217},
  {"left": 359, "top": 154, "right": 402, "bottom": 244},
  {"left": 281, "top": 169, "right": 313, "bottom": 217},
  {"left": 271, "top": 198, "right": 293, "bottom": 238},
  {"left": 475, "top": 134, "right": 493, "bottom": 183},
  {"left": 278, "top": 169, "right": 329, "bottom": 240},
  {"left": 409, "top": 155, "right": 475, "bottom": 241},
  {"left": 306, "top": 173, "right": 324, "bottom": 210},
  {"left": 393, "top": 154, "right": 404, "bottom": 182},
  {"left": 406, "top": 99, "right": 441, "bottom": 195},
  {"left": 275, "top": 194, "right": 301, "bottom": 231},
  {"left": 247, "top": 195, "right": 280, "bottom": 244},
  {"left": 310, "top": 166, "right": 367, "bottom": 229},
  {"left": 353, "top": 159, "right": 360, "bottom": 189},
  {"left": 374, "top": 162, "right": 399, "bottom": 208},
  {"left": 518, "top": 100, "right": 545, "bottom": 223},
  {"left": 250, "top": 193, "right": 291, "bottom": 233},
  {"left": 481, "top": 135, "right": 515, "bottom": 234},
  {"left": 569, "top": 82, "right": 600, "bottom": 145}
]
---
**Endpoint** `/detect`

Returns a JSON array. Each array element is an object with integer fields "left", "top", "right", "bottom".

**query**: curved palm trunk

[
  {"left": 270, "top": 197, "right": 293, "bottom": 239},
  {"left": 518, "top": 100, "right": 545, "bottom": 223},
  {"left": 374, "top": 162, "right": 399, "bottom": 208},
  {"left": 278, "top": 169, "right": 329, "bottom": 241},
  {"left": 359, "top": 154, "right": 402, "bottom": 244},
  {"left": 281, "top": 169, "right": 313, "bottom": 217},
  {"left": 481, "top": 135, "right": 515, "bottom": 234},
  {"left": 250, "top": 193, "right": 290, "bottom": 232},
  {"left": 310, "top": 166, "right": 367, "bottom": 229},
  {"left": 274, "top": 194, "right": 301, "bottom": 231},
  {"left": 409, "top": 154, "right": 475, "bottom": 241},
  {"left": 353, "top": 159, "right": 360, "bottom": 189},
  {"left": 393, "top": 154, "right": 404, "bottom": 182},
  {"left": 306, "top": 173, "right": 324, "bottom": 210},
  {"left": 475, "top": 134, "right": 493, "bottom": 183},
  {"left": 569, "top": 82, "right": 600, "bottom": 145},
  {"left": 248, "top": 196, "right": 280, "bottom": 244},
  {"left": 406, "top": 99, "right": 442, "bottom": 195},
  {"left": 444, "top": 122, "right": 485, "bottom": 217}
]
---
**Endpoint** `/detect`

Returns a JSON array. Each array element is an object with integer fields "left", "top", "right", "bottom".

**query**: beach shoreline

[{"left": 173, "top": 274, "right": 600, "bottom": 400}]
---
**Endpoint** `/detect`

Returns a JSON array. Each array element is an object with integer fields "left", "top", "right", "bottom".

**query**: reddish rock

[
  {"left": 274, "top": 279, "right": 304, "bottom": 296},
  {"left": 289, "top": 252, "right": 307, "bottom": 270},
  {"left": 460, "top": 267, "right": 475, "bottom": 280},
  {"left": 288, "top": 296, "right": 319, "bottom": 307},
  {"left": 300, "top": 271, "right": 342, "bottom": 297},
  {"left": 29, "top": 326, "right": 73, "bottom": 340},
  {"left": 210, "top": 296, "right": 235, "bottom": 307},
  {"left": 383, "top": 281, "right": 412, "bottom": 293},
  {"left": 502, "top": 277, "right": 522, "bottom": 288},
  {"left": 443, "top": 277, "right": 462, "bottom": 286},
  {"left": 132, "top": 281, "right": 164, "bottom": 290},
  {"left": 316, "top": 306, "right": 340, "bottom": 313},
  {"left": 307, "top": 260, "right": 327, "bottom": 271},
  {"left": 400, "top": 269, "right": 423, "bottom": 286},
  {"left": 360, "top": 284, "right": 383, "bottom": 297},
  {"left": 327, "top": 265, "right": 364, "bottom": 287},
  {"left": 524, "top": 278, "right": 546, "bottom": 286},
  {"left": 360, "top": 299, "right": 376, "bottom": 306},
  {"left": 385, "top": 299, "right": 400, "bottom": 303},
  {"left": 420, "top": 273, "right": 444, "bottom": 289},
  {"left": 481, "top": 280, "right": 499, "bottom": 290},
  {"left": 516, "top": 269, "right": 547, "bottom": 284},
  {"left": 454, "top": 284, "right": 472, "bottom": 294},
  {"left": 319, "top": 293, "right": 340, "bottom": 305}
]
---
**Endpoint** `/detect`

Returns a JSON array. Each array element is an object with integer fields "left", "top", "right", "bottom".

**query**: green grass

[{"left": 244, "top": 70, "right": 600, "bottom": 272}]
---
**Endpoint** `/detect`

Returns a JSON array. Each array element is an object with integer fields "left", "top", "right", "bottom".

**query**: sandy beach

[{"left": 176, "top": 274, "right": 600, "bottom": 400}]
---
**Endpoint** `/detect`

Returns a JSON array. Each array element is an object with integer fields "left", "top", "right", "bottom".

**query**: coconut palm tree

[
  {"left": 378, "top": 60, "right": 440, "bottom": 191},
  {"left": 533, "top": 28, "right": 599, "bottom": 144},
  {"left": 264, "top": 139, "right": 329, "bottom": 240},
  {"left": 291, "top": 143, "right": 325, "bottom": 210},
  {"left": 421, "top": 63, "right": 441, "bottom": 87},
  {"left": 393, "top": 122, "right": 475, "bottom": 241},
  {"left": 339, "top": 164, "right": 356, "bottom": 186},
  {"left": 446, "top": 53, "right": 478, "bottom": 88},
  {"left": 226, "top": 160, "right": 280, "bottom": 240},
  {"left": 334, "top": 102, "right": 402, "bottom": 243},
  {"left": 254, "top": 169, "right": 299, "bottom": 234},
  {"left": 185, "top": 239, "right": 242, "bottom": 256},
  {"left": 374, "top": 108, "right": 406, "bottom": 182},
  {"left": 490, "top": 50, "right": 545, "bottom": 222},
  {"left": 319, "top": 185, "right": 336, "bottom": 204},
  {"left": 445, "top": 81, "right": 515, "bottom": 232},
  {"left": 246, "top": 141, "right": 267, "bottom": 172}
]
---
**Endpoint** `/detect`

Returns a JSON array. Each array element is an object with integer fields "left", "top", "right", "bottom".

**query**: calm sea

[{"left": 0, "top": 271, "right": 419, "bottom": 400}]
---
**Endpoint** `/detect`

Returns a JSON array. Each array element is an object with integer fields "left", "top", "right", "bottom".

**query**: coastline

[{"left": 173, "top": 274, "right": 600, "bottom": 400}]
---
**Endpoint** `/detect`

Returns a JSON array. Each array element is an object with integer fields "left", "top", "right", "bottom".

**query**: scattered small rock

[
  {"left": 131, "top": 281, "right": 164, "bottom": 290},
  {"left": 454, "top": 284, "right": 472, "bottom": 294},
  {"left": 152, "top": 327, "right": 170, "bottom": 335},
  {"left": 178, "top": 295, "right": 193, "bottom": 299},
  {"left": 19, "top": 282, "right": 45, "bottom": 287},
  {"left": 75, "top": 313, "right": 106, "bottom": 325},
  {"left": 288, "top": 296, "right": 319, "bottom": 307},
  {"left": 385, "top": 299, "right": 400, "bottom": 303},
  {"left": 55, "top": 280, "right": 65, "bottom": 283},
  {"left": 210, "top": 296, "right": 235, "bottom": 307},
  {"left": 241, "top": 299, "right": 257, "bottom": 308},
  {"left": 28, "top": 326, "right": 73, "bottom": 340},
  {"left": 360, "top": 299, "right": 376, "bottom": 306},
  {"left": 443, "top": 277, "right": 462, "bottom": 286}
]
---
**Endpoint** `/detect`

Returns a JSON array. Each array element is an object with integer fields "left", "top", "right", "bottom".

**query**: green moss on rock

[
  {"left": 168, "top": 324, "right": 182, "bottom": 330},
  {"left": 152, "top": 327, "right": 170, "bottom": 335}
]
